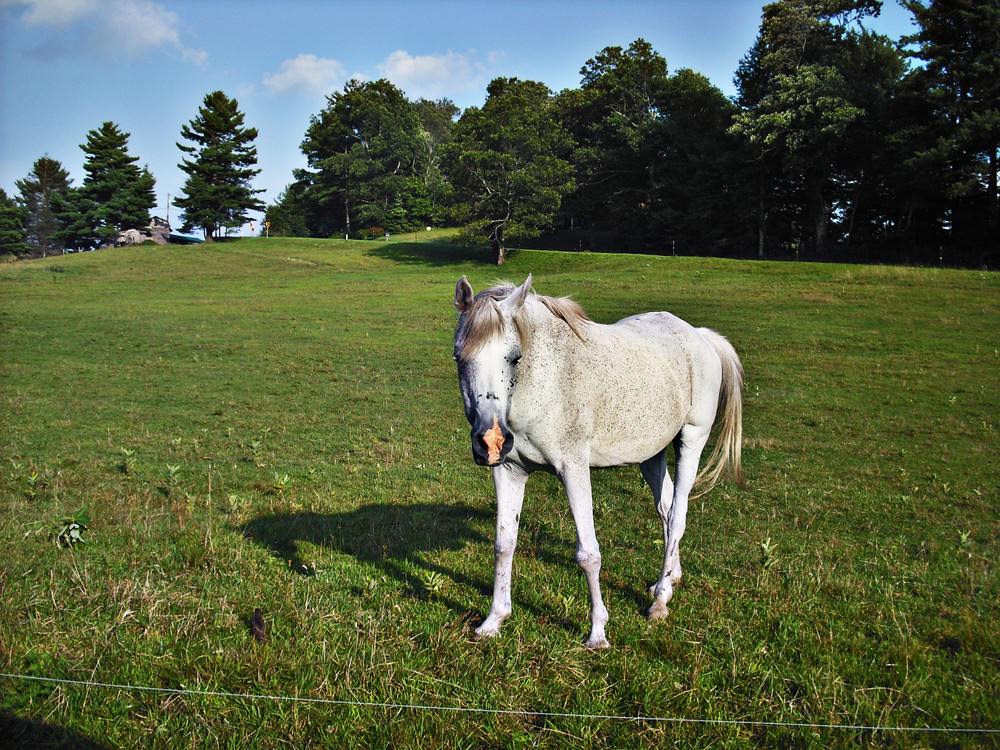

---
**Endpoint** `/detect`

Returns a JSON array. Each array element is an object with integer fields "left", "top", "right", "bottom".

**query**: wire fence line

[{"left": 2, "top": 672, "right": 998, "bottom": 736}]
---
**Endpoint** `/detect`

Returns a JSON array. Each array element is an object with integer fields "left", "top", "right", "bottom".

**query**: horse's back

[
  {"left": 610, "top": 310, "right": 722, "bottom": 374},
  {"left": 613, "top": 309, "right": 700, "bottom": 340}
]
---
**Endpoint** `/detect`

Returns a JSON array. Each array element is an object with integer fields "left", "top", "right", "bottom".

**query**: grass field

[{"left": 1, "top": 235, "right": 998, "bottom": 748}]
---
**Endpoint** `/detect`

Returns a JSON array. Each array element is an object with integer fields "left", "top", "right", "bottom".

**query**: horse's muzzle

[{"left": 470, "top": 414, "right": 514, "bottom": 466}]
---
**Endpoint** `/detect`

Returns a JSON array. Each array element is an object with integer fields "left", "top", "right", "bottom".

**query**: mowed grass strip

[{"left": 1, "top": 236, "right": 998, "bottom": 748}]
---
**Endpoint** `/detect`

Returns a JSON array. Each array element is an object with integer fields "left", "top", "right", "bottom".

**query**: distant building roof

[{"left": 169, "top": 233, "right": 203, "bottom": 244}]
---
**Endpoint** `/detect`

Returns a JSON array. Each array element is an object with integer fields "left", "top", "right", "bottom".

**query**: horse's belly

[
  {"left": 588, "top": 441, "right": 669, "bottom": 468},
  {"left": 587, "top": 403, "right": 687, "bottom": 467}
]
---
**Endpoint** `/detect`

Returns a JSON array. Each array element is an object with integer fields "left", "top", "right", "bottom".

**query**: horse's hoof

[
  {"left": 585, "top": 624, "right": 611, "bottom": 649},
  {"left": 473, "top": 626, "right": 499, "bottom": 642},
  {"left": 647, "top": 602, "right": 671, "bottom": 621}
]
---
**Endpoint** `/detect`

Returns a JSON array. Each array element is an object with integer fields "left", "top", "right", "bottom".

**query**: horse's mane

[{"left": 455, "top": 282, "right": 590, "bottom": 361}]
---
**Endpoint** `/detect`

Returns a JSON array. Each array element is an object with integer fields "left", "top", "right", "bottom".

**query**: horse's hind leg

[
  {"left": 642, "top": 426, "right": 711, "bottom": 621},
  {"left": 640, "top": 448, "right": 677, "bottom": 620}
]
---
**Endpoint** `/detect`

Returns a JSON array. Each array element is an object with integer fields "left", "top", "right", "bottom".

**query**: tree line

[
  {"left": 3, "top": 0, "right": 997, "bottom": 267},
  {"left": 268, "top": 0, "right": 999, "bottom": 266},
  {"left": 2, "top": 91, "right": 262, "bottom": 257}
]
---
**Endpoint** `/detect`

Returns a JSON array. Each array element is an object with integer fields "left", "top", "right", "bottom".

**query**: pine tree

[
  {"left": 16, "top": 156, "right": 73, "bottom": 257},
  {"left": 0, "top": 188, "right": 30, "bottom": 257},
  {"left": 77, "top": 122, "right": 156, "bottom": 247},
  {"left": 174, "top": 91, "right": 264, "bottom": 240},
  {"left": 51, "top": 187, "right": 96, "bottom": 253},
  {"left": 904, "top": 0, "right": 1000, "bottom": 259}
]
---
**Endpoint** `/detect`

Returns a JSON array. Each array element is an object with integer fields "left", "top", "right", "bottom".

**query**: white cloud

[
  {"left": 100, "top": 0, "right": 181, "bottom": 56},
  {"left": 377, "top": 49, "right": 483, "bottom": 101},
  {"left": 12, "top": 0, "right": 206, "bottom": 63},
  {"left": 263, "top": 54, "right": 347, "bottom": 97},
  {"left": 182, "top": 46, "right": 208, "bottom": 67},
  {"left": 18, "top": 0, "right": 100, "bottom": 26}
]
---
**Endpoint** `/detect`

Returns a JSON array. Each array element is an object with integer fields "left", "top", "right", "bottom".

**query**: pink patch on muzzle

[{"left": 483, "top": 415, "right": 505, "bottom": 464}]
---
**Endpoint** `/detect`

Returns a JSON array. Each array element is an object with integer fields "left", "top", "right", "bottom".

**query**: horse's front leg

[
  {"left": 475, "top": 462, "right": 528, "bottom": 641},
  {"left": 561, "top": 464, "right": 610, "bottom": 649}
]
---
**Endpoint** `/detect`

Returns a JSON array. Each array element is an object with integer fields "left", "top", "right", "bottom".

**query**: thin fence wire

[{"left": 2, "top": 672, "right": 998, "bottom": 736}]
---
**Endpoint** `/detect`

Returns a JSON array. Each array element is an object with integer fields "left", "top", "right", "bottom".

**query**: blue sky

[{"left": 0, "top": 0, "right": 918, "bottom": 231}]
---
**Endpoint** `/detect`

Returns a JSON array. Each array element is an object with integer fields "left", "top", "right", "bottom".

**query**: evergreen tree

[
  {"left": 263, "top": 184, "right": 310, "bottom": 237},
  {"left": 904, "top": 0, "right": 1000, "bottom": 261},
  {"left": 16, "top": 156, "right": 72, "bottom": 257},
  {"left": 77, "top": 122, "right": 156, "bottom": 247},
  {"left": 175, "top": 91, "right": 264, "bottom": 241},
  {"left": 560, "top": 40, "right": 670, "bottom": 239},
  {"left": 0, "top": 188, "right": 30, "bottom": 257},
  {"left": 51, "top": 186, "right": 99, "bottom": 253}
]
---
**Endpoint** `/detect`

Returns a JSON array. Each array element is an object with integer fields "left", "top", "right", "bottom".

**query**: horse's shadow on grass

[
  {"left": 241, "top": 501, "right": 653, "bottom": 634},
  {"left": 0, "top": 711, "right": 112, "bottom": 750},
  {"left": 242, "top": 502, "right": 506, "bottom": 627},
  {"left": 242, "top": 502, "right": 487, "bottom": 573}
]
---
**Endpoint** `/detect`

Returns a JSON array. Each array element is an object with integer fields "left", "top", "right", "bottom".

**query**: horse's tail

[{"left": 693, "top": 328, "right": 746, "bottom": 497}]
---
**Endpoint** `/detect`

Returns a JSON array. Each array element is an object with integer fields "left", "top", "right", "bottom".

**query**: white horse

[{"left": 453, "top": 275, "right": 745, "bottom": 649}]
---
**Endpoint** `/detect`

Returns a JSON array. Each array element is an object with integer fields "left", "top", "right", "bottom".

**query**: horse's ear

[
  {"left": 507, "top": 274, "right": 533, "bottom": 312},
  {"left": 455, "top": 275, "right": 474, "bottom": 313}
]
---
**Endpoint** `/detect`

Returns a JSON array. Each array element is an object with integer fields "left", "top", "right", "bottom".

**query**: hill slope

[{"left": 1, "top": 238, "right": 998, "bottom": 748}]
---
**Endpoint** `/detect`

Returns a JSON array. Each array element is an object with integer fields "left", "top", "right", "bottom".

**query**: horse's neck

[
  {"left": 522, "top": 300, "right": 573, "bottom": 363},
  {"left": 522, "top": 300, "right": 554, "bottom": 350}
]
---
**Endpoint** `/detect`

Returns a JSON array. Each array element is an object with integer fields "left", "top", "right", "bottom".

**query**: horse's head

[{"left": 453, "top": 274, "right": 532, "bottom": 466}]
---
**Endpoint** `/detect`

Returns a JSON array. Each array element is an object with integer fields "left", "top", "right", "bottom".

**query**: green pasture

[{"left": 1, "top": 236, "right": 997, "bottom": 748}]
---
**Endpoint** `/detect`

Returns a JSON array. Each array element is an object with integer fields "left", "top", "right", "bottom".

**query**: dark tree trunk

[
  {"left": 490, "top": 223, "right": 505, "bottom": 266},
  {"left": 807, "top": 174, "right": 827, "bottom": 256},
  {"left": 758, "top": 179, "right": 766, "bottom": 260}
]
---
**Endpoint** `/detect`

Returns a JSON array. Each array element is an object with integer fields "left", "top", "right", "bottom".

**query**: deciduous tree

[
  {"left": 560, "top": 40, "right": 669, "bottom": 238},
  {"left": 732, "top": 0, "right": 894, "bottom": 255},
  {"left": 648, "top": 69, "right": 748, "bottom": 252},
  {"left": 297, "top": 79, "right": 431, "bottom": 236},
  {"left": 444, "top": 78, "right": 575, "bottom": 265},
  {"left": 413, "top": 97, "right": 459, "bottom": 223}
]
